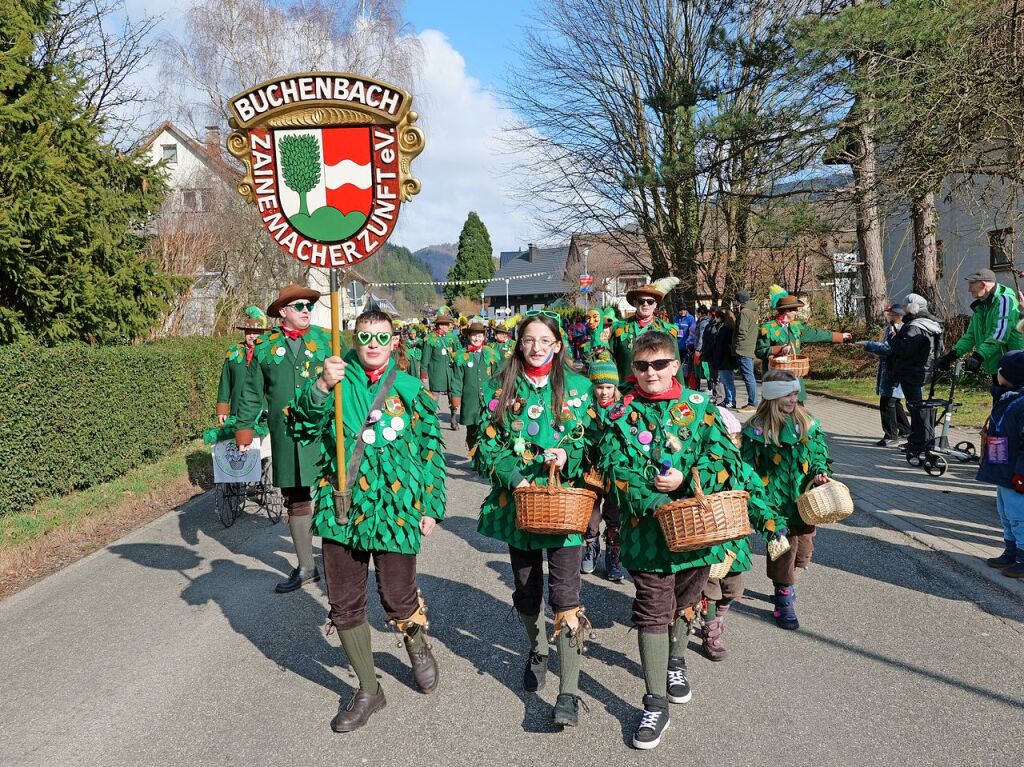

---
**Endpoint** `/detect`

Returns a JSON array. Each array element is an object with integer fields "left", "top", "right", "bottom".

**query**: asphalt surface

[{"left": 2, "top": 420, "right": 1023, "bottom": 767}]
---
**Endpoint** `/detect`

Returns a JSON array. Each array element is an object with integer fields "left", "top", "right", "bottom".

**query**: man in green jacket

[
  {"left": 731, "top": 291, "right": 759, "bottom": 409},
  {"left": 609, "top": 277, "right": 680, "bottom": 381},
  {"left": 235, "top": 284, "right": 338, "bottom": 593},
  {"left": 419, "top": 314, "right": 462, "bottom": 430},
  {"left": 216, "top": 306, "right": 268, "bottom": 424},
  {"left": 937, "top": 269, "right": 1024, "bottom": 385}
]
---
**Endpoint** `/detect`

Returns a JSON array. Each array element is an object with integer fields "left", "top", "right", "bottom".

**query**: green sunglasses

[
  {"left": 524, "top": 309, "right": 560, "bottom": 320},
  {"left": 356, "top": 331, "right": 393, "bottom": 346},
  {"left": 286, "top": 301, "right": 317, "bottom": 312}
]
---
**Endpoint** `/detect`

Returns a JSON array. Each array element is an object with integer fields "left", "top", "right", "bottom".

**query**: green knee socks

[
  {"left": 669, "top": 615, "right": 691, "bottom": 659},
  {"left": 556, "top": 631, "right": 582, "bottom": 696},
  {"left": 518, "top": 612, "right": 548, "bottom": 657},
  {"left": 339, "top": 622, "right": 379, "bottom": 694},
  {"left": 638, "top": 631, "right": 670, "bottom": 698},
  {"left": 404, "top": 623, "right": 426, "bottom": 651},
  {"left": 288, "top": 515, "right": 315, "bottom": 572}
]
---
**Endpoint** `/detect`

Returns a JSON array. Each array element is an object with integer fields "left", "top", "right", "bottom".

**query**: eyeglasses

[
  {"left": 286, "top": 301, "right": 316, "bottom": 312},
  {"left": 636, "top": 298, "right": 659, "bottom": 306},
  {"left": 356, "top": 331, "right": 393, "bottom": 346},
  {"left": 520, "top": 338, "right": 559, "bottom": 349},
  {"left": 632, "top": 358, "right": 676, "bottom": 372}
]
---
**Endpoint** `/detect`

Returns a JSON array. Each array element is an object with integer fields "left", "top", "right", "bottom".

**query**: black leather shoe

[
  {"left": 331, "top": 687, "right": 386, "bottom": 733},
  {"left": 553, "top": 693, "right": 585, "bottom": 727},
  {"left": 523, "top": 651, "right": 547, "bottom": 691},
  {"left": 275, "top": 566, "right": 320, "bottom": 593},
  {"left": 406, "top": 641, "right": 439, "bottom": 693}
]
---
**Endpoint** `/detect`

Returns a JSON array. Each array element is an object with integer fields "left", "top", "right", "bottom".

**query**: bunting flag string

[{"left": 368, "top": 270, "right": 551, "bottom": 288}]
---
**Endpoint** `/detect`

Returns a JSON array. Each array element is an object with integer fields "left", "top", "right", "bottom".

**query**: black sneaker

[
  {"left": 632, "top": 694, "right": 670, "bottom": 750},
  {"left": 552, "top": 693, "right": 587, "bottom": 727},
  {"left": 666, "top": 657, "right": 692, "bottom": 703},
  {"left": 522, "top": 651, "right": 547, "bottom": 692}
]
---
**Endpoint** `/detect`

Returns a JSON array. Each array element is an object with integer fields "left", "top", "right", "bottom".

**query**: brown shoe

[
  {"left": 330, "top": 687, "right": 386, "bottom": 733},
  {"left": 407, "top": 641, "right": 439, "bottom": 693}
]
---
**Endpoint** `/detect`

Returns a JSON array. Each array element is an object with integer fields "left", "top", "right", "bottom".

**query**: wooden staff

[{"left": 330, "top": 268, "right": 351, "bottom": 523}]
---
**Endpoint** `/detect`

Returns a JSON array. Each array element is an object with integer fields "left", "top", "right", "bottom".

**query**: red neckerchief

[
  {"left": 628, "top": 375, "right": 682, "bottom": 402},
  {"left": 281, "top": 326, "right": 309, "bottom": 341},
  {"left": 467, "top": 344, "right": 483, "bottom": 353},
  {"left": 435, "top": 328, "right": 448, "bottom": 337},
  {"left": 597, "top": 397, "right": 616, "bottom": 409},
  {"left": 245, "top": 345, "right": 255, "bottom": 364},
  {"left": 366, "top": 362, "right": 389, "bottom": 384},
  {"left": 524, "top": 359, "right": 554, "bottom": 386},
  {"left": 636, "top": 315, "right": 654, "bottom": 328}
]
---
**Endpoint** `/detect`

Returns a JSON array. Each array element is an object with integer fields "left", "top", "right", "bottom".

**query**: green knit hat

[{"left": 589, "top": 359, "right": 619, "bottom": 385}]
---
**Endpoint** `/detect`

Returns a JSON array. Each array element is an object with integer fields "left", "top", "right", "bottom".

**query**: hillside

[
  {"left": 413, "top": 243, "right": 457, "bottom": 281},
  {"left": 362, "top": 243, "right": 441, "bottom": 315}
]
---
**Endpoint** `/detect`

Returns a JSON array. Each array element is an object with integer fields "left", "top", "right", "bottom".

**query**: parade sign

[{"left": 226, "top": 73, "right": 425, "bottom": 268}]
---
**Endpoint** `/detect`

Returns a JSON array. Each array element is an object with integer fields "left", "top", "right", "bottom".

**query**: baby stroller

[{"left": 905, "top": 361, "right": 979, "bottom": 476}]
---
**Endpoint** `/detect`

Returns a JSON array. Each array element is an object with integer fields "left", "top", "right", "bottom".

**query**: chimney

[
  {"left": 527, "top": 243, "right": 538, "bottom": 262},
  {"left": 204, "top": 125, "right": 221, "bottom": 154}
]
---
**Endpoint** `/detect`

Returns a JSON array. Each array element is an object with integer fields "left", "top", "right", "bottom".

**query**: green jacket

[
  {"left": 953, "top": 283, "right": 1024, "bottom": 374},
  {"left": 420, "top": 330, "right": 462, "bottom": 392},
  {"left": 741, "top": 417, "right": 832, "bottom": 528},
  {"left": 216, "top": 343, "right": 252, "bottom": 416},
  {"left": 452, "top": 346, "right": 500, "bottom": 427},
  {"left": 733, "top": 304, "right": 759, "bottom": 358},
  {"left": 474, "top": 369, "right": 594, "bottom": 550},
  {"left": 755, "top": 319, "right": 842, "bottom": 362},
  {"left": 288, "top": 352, "right": 446, "bottom": 554},
  {"left": 234, "top": 325, "right": 338, "bottom": 488},
  {"left": 595, "top": 386, "right": 781, "bottom": 574},
  {"left": 609, "top": 317, "right": 680, "bottom": 381}
]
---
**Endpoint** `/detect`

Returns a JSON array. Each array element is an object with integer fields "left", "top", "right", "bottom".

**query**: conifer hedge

[{"left": 0, "top": 337, "right": 228, "bottom": 517}]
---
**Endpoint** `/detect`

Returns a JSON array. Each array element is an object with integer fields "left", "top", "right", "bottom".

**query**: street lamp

[{"left": 582, "top": 245, "right": 590, "bottom": 311}]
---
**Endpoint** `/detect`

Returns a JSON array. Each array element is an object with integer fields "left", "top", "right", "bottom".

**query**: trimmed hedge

[{"left": 0, "top": 337, "right": 229, "bottom": 517}]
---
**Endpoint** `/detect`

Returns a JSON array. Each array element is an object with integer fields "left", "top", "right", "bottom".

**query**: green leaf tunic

[
  {"left": 420, "top": 330, "right": 463, "bottom": 391},
  {"left": 595, "top": 388, "right": 782, "bottom": 574},
  {"left": 287, "top": 352, "right": 447, "bottom": 554},
  {"left": 741, "top": 418, "right": 832, "bottom": 528},
  {"left": 474, "top": 369, "right": 594, "bottom": 550},
  {"left": 451, "top": 346, "right": 500, "bottom": 427}
]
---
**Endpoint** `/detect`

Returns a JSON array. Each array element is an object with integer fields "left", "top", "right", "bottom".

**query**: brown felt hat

[
  {"left": 467, "top": 321, "right": 487, "bottom": 334},
  {"left": 775, "top": 294, "right": 805, "bottom": 310},
  {"left": 267, "top": 284, "right": 321, "bottom": 318},
  {"left": 434, "top": 314, "right": 454, "bottom": 326}
]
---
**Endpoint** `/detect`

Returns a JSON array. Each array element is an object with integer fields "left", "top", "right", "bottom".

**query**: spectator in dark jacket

[
  {"left": 713, "top": 309, "right": 738, "bottom": 407},
  {"left": 701, "top": 310, "right": 723, "bottom": 394},
  {"left": 691, "top": 306, "right": 711, "bottom": 389},
  {"left": 855, "top": 304, "right": 911, "bottom": 446},
  {"left": 731, "top": 291, "right": 759, "bottom": 409},
  {"left": 977, "top": 350, "right": 1024, "bottom": 578},
  {"left": 889, "top": 293, "right": 944, "bottom": 454}
]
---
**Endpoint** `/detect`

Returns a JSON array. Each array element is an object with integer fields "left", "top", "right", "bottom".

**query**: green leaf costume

[
  {"left": 595, "top": 387, "right": 782, "bottom": 574},
  {"left": 609, "top": 317, "right": 680, "bottom": 381},
  {"left": 234, "top": 325, "right": 337, "bottom": 488},
  {"left": 204, "top": 343, "right": 271, "bottom": 444},
  {"left": 474, "top": 370, "right": 594, "bottom": 550},
  {"left": 287, "top": 352, "right": 446, "bottom": 554},
  {"left": 452, "top": 346, "right": 500, "bottom": 427},
  {"left": 488, "top": 338, "right": 515, "bottom": 362},
  {"left": 754, "top": 319, "right": 843, "bottom": 361},
  {"left": 405, "top": 336, "right": 423, "bottom": 379},
  {"left": 420, "top": 330, "right": 463, "bottom": 391},
  {"left": 741, "top": 418, "right": 832, "bottom": 528}
]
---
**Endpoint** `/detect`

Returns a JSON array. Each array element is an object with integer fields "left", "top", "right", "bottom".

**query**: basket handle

[
  {"left": 689, "top": 467, "right": 713, "bottom": 513},
  {"left": 546, "top": 460, "right": 561, "bottom": 492}
]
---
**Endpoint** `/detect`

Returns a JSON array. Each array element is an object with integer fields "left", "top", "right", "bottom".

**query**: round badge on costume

[
  {"left": 488, "top": 399, "right": 499, "bottom": 412},
  {"left": 638, "top": 430, "right": 653, "bottom": 445},
  {"left": 467, "top": 361, "right": 474, "bottom": 368},
  {"left": 441, "top": 348, "right": 448, "bottom": 355},
  {"left": 361, "top": 429, "right": 377, "bottom": 444},
  {"left": 275, "top": 347, "right": 286, "bottom": 357},
  {"left": 527, "top": 404, "right": 544, "bottom": 420},
  {"left": 382, "top": 427, "right": 397, "bottom": 442},
  {"left": 688, "top": 393, "right": 705, "bottom": 404},
  {"left": 369, "top": 409, "right": 383, "bottom": 423},
  {"left": 512, "top": 420, "right": 525, "bottom": 432},
  {"left": 526, "top": 422, "right": 540, "bottom": 436},
  {"left": 391, "top": 416, "right": 404, "bottom": 431}
]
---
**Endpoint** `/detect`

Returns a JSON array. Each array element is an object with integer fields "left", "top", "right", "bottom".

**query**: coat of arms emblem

[{"left": 226, "top": 73, "right": 424, "bottom": 267}]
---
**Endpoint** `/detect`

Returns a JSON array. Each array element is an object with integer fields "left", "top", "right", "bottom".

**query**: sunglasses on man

[
  {"left": 356, "top": 331, "right": 393, "bottom": 346},
  {"left": 636, "top": 297, "right": 658, "bottom": 306},
  {"left": 632, "top": 358, "right": 676, "bottom": 372},
  {"left": 286, "top": 301, "right": 317, "bottom": 312}
]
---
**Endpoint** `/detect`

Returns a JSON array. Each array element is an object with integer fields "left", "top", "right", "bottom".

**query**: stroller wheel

[
  {"left": 924, "top": 456, "right": 948, "bottom": 476},
  {"left": 954, "top": 441, "right": 976, "bottom": 457},
  {"left": 906, "top": 451, "right": 924, "bottom": 467}
]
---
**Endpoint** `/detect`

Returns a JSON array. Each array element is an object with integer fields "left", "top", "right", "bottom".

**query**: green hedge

[{"left": 0, "top": 336, "right": 229, "bottom": 517}]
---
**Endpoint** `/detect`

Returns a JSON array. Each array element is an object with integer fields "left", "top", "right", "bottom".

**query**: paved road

[{"left": 2, "top": 409, "right": 1023, "bottom": 766}]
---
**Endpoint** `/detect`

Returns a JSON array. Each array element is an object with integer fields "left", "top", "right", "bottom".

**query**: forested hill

[
  {"left": 365, "top": 243, "right": 440, "bottom": 314},
  {"left": 413, "top": 244, "right": 457, "bottom": 281}
]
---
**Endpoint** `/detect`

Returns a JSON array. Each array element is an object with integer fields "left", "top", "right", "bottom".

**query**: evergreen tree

[
  {"left": 444, "top": 211, "right": 495, "bottom": 305},
  {"left": 0, "top": 0, "right": 184, "bottom": 345}
]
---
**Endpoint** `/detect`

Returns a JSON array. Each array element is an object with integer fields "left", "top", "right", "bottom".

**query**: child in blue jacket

[{"left": 976, "top": 350, "right": 1024, "bottom": 578}]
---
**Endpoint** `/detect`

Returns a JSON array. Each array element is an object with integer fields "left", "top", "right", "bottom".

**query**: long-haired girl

[
  {"left": 741, "top": 369, "right": 832, "bottom": 630},
  {"left": 473, "top": 311, "right": 595, "bottom": 728}
]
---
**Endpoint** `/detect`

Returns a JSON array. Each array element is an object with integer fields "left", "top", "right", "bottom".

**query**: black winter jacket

[{"left": 889, "top": 311, "right": 943, "bottom": 387}]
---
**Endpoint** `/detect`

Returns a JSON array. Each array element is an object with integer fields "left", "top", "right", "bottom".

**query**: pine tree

[
  {"left": 0, "top": 0, "right": 184, "bottom": 345},
  {"left": 279, "top": 134, "right": 321, "bottom": 217},
  {"left": 444, "top": 211, "right": 495, "bottom": 305}
]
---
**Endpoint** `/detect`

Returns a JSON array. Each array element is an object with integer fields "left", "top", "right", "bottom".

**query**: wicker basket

[
  {"left": 515, "top": 463, "right": 598, "bottom": 535},
  {"left": 583, "top": 466, "right": 608, "bottom": 493},
  {"left": 654, "top": 468, "right": 752, "bottom": 552},
  {"left": 796, "top": 479, "right": 854, "bottom": 525},
  {"left": 768, "top": 354, "right": 811, "bottom": 377},
  {"left": 708, "top": 549, "right": 738, "bottom": 579}
]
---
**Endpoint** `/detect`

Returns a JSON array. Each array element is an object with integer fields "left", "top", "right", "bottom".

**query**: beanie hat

[
  {"left": 589, "top": 359, "right": 619, "bottom": 386},
  {"left": 734, "top": 291, "right": 751, "bottom": 304},
  {"left": 905, "top": 293, "right": 928, "bottom": 315},
  {"left": 998, "top": 350, "right": 1024, "bottom": 387}
]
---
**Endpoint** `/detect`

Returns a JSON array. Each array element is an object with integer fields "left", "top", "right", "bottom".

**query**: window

[
  {"left": 989, "top": 228, "right": 1014, "bottom": 271},
  {"left": 161, "top": 144, "right": 177, "bottom": 163},
  {"left": 181, "top": 189, "right": 197, "bottom": 210}
]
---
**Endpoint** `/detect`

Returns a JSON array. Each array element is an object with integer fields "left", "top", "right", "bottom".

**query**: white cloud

[{"left": 393, "top": 29, "right": 538, "bottom": 256}]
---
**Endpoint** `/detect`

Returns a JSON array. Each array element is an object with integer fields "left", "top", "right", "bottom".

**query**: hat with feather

[{"left": 626, "top": 276, "right": 680, "bottom": 306}]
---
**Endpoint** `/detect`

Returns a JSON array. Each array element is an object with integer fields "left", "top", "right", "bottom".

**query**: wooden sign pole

[{"left": 330, "top": 267, "right": 351, "bottom": 523}]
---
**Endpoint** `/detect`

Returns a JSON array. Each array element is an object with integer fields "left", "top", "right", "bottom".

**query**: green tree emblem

[{"left": 279, "top": 134, "right": 322, "bottom": 217}]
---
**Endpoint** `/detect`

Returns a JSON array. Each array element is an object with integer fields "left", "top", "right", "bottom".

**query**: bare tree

[{"left": 35, "top": 0, "right": 162, "bottom": 146}]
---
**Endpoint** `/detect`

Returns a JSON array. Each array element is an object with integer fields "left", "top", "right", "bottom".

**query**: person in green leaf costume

[
  {"left": 488, "top": 324, "right": 515, "bottom": 362},
  {"left": 582, "top": 307, "right": 616, "bottom": 373},
  {"left": 235, "top": 284, "right": 338, "bottom": 594},
  {"left": 595, "top": 331, "right": 783, "bottom": 750},
  {"left": 473, "top": 312, "right": 596, "bottom": 729},
  {"left": 754, "top": 287, "right": 851, "bottom": 401},
  {"left": 452, "top": 320, "right": 499, "bottom": 449},
  {"left": 610, "top": 278, "right": 680, "bottom": 382},
  {"left": 404, "top": 325, "right": 424, "bottom": 379},
  {"left": 420, "top": 314, "right": 463, "bottom": 431},
  {"left": 287, "top": 309, "right": 447, "bottom": 733},
  {"left": 742, "top": 369, "right": 833, "bottom": 631}
]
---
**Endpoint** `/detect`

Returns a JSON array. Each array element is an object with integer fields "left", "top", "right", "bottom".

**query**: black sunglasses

[
  {"left": 636, "top": 297, "right": 659, "bottom": 306},
  {"left": 632, "top": 358, "right": 676, "bottom": 372}
]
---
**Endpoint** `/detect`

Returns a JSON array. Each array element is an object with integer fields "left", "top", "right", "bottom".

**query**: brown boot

[{"left": 330, "top": 687, "right": 386, "bottom": 732}]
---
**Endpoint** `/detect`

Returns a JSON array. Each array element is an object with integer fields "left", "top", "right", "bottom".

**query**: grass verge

[
  {"left": 807, "top": 378, "right": 989, "bottom": 429},
  {"left": 1, "top": 442, "right": 213, "bottom": 599}
]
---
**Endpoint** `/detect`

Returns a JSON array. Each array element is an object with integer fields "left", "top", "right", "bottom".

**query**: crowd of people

[{"left": 208, "top": 270, "right": 1024, "bottom": 750}]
